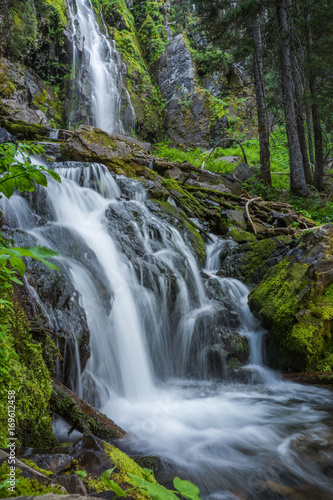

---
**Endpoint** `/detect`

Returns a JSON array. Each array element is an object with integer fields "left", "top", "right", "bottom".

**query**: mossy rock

[
  {"left": 0, "top": 292, "right": 55, "bottom": 448},
  {"left": 0, "top": 117, "right": 49, "bottom": 141},
  {"left": 219, "top": 236, "right": 292, "bottom": 285},
  {"left": 248, "top": 225, "right": 333, "bottom": 372},
  {"left": 228, "top": 227, "right": 256, "bottom": 244}
]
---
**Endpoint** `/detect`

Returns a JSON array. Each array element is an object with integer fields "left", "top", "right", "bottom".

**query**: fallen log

[{"left": 51, "top": 379, "right": 126, "bottom": 441}]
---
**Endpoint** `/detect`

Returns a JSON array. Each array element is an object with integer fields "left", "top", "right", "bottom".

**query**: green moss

[
  {"left": 44, "top": 0, "right": 67, "bottom": 25},
  {"left": 228, "top": 228, "right": 256, "bottom": 244},
  {"left": 0, "top": 290, "right": 55, "bottom": 448},
  {"left": 104, "top": 443, "right": 156, "bottom": 500},
  {"left": 249, "top": 256, "right": 333, "bottom": 371},
  {"left": 0, "top": 63, "right": 15, "bottom": 98},
  {"left": 0, "top": 463, "right": 63, "bottom": 499},
  {"left": 19, "top": 459, "right": 53, "bottom": 477},
  {"left": 0, "top": 118, "right": 49, "bottom": 141}
]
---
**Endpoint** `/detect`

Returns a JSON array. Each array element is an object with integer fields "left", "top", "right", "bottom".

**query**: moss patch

[
  {"left": 249, "top": 255, "right": 333, "bottom": 371},
  {"left": 104, "top": 443, "right": 156, "bottom": 500},
  {"left": 228, "top": 228, "right": 256, "bottom": 244},
  {"left": 0, "top": 463, "right": 63, "bottom": 499},
  {"left": 0, "top": 291, "right": 55, "bottom": 448}
]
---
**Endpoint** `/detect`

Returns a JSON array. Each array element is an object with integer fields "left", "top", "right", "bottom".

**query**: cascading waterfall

[
  {"left": 3, "top": 163, "right": 333, "bottom": 499},
  {"left": 68, "top": 0, "right": 135, "bottom": 133}
]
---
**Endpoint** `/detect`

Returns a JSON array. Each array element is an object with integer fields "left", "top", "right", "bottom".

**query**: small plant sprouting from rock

[{"left": 101, "top": 468, "right": 202, "bottom": 500}]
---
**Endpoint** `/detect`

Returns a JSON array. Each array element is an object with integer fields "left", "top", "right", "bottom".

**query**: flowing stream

[{"left": 3, "top": 163, "right": 333, "bottom": 499}]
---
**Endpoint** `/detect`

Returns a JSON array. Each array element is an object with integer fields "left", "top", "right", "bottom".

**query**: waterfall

[
  {"left": 68, "top": 0, "right": 135, "bottom": 133},
  {"left": 3, "top": 163, "right": 333, "bottom": 499}
]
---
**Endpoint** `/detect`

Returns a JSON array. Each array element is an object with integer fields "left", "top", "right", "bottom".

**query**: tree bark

[
  {"left": 291, "top": 56, "right": 312, "bottom": 184},
  {"left": 252, "top": 13, "right": 271, "bottom": 187},
  {"left": 276, "top": 0, "right": 308, "bottom": 196},
  {"left": 305, "top": 105, "right": 315, "bottom": 168},
  {"left": 51, "top": 379, "right": 126, "bottom": 441},
  {"left": 305, "top": 2, "right": 324, "bottom": 191}
]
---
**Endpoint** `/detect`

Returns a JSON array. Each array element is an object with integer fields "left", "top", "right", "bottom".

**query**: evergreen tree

[{"left": 194, "top": 0, "right": 272, "bottom": 186}]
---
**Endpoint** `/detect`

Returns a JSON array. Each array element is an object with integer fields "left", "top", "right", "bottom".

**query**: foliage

[
  {"left": 0, "top": 142, "right": 61, "bottom": 198},
  {"left": 153, "top": 127, "right": 290, "bottom": 181},
  {"left": 101, "top": 468, "right": 202, "bottom": 500}
]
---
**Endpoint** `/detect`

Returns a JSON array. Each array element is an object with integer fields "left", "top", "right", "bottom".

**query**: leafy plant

[
  {"left": 100, "top": 468, "right": 202, "bottom": 500},
  {"left": 0, "top": 142, "right": 61, "bottom": 198}
]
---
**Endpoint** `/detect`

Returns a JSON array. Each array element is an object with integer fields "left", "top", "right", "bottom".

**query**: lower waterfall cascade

[{"left": 3, "top": 162, "right": 333, "bottom": 500}]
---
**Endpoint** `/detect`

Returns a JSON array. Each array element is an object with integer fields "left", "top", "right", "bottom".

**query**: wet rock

[
  {"left": 0, "top": 127, "right": 13, "bottom": 143},
  {"left": 218, "top": 236, "right": 292, "bottom": 285},
  {"left": 146, "top": 199, "right": 206, "bottom": 265},
  {"left": 208, "top": 328, "right": 250, "bottom": 377},
  {"left": 249, "top": 224, "right": 333, "bottom": 372},
  {"left": 22, "top": 453, "right": 73, "bottom": 474},
  {"left": 53, "top": 475, "right": 87, "bottom": 495}
]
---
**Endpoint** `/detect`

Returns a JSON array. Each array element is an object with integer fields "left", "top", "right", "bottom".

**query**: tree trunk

[
  {"left": 252, "top": 13, "right": 271, "bottom": 187},
  {"left": 305, "top": 105, "right": 315, "bottom": 168},
  {"left": 305, "top": 2, "right": 324, "bottom": 191},
  {"left": 51, "top": 379, "right": 126, "bottom": 441},
  {"left": 291, "top": 56, "right": 312, "bottom": 184},
  {"left": 276, "top": 0, "right": 308, "bottom": 196}
]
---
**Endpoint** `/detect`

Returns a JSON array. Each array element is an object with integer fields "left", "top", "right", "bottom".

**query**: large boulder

[
  {"left": 59, "top": 125, "right": 153, "bottom": 177},
  {"left": 248, "top": 225, "right": 333, "bottom": 372}
]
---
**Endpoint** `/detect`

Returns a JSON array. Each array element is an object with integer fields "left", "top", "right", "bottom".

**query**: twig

[{"left": 245, "top": 197, "right": 261, "bottom": 235}]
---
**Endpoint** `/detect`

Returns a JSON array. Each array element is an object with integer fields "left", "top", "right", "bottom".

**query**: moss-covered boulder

[
  {"left": 59, "top": 125, "right": 153, "bottom": 177},
  {"left": 219, "top": 236, "right": 292, "bottom": 285},
  {"left": 248, "top": 225, "right": 333, "bottom": 372},
  {"left": 0, "top": 294, "right": 55, "bottom": 448}
]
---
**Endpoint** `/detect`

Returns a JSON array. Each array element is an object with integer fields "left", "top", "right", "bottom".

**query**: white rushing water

[
  {"left": 3, "top": 164, "right": 333, "bottom": 499},
  {"left": 68, "top": 0, "right": 134, "bottom": 133}
]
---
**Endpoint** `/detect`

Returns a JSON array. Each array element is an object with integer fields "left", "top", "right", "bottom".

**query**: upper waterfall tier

[{"left": 68, "top": 0, "right": 133, "bottom": 134}]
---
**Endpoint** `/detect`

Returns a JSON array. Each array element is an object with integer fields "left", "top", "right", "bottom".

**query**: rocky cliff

[{"left": 0, "top": 0, "right": 256, "bottom": 145}]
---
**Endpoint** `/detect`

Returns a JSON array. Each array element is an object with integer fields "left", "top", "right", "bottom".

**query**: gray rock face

[
  {"left": 156, "top": 34, "right": 196, "bottom": 102},
  {"left": 0, "top": 58, "right": 56, "bottom": 126},
  {"left": 155, "top": 35, "right": 210, "bottom": 147}
]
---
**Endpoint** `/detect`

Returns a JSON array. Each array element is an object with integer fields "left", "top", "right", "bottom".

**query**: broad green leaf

[
  {"left": 0, "top": 175, "right": 15, "bottom": 198},
  {"left": 173, "top": 478, "right": 201, "bottom": 500},
  {"left": 16, "top": 176, "right": 35, "bottom": 193},
  {"left": 31, "top": 170, "right": 48, "bottom": 187},
  {"left": 100, "top": 470, "right": 126, "bottom": 497},
  {"left": 9, "top": 256, "right": 26, "bottom": 276},
  {"left": 129, "top": 474, "right": 179, "bottom": 500},
  {"left": 75, "top": 470, "right": 87, "bottom": 478},
  {"left": 45, "top": 169, "right": 61, "bottom": 183}
]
